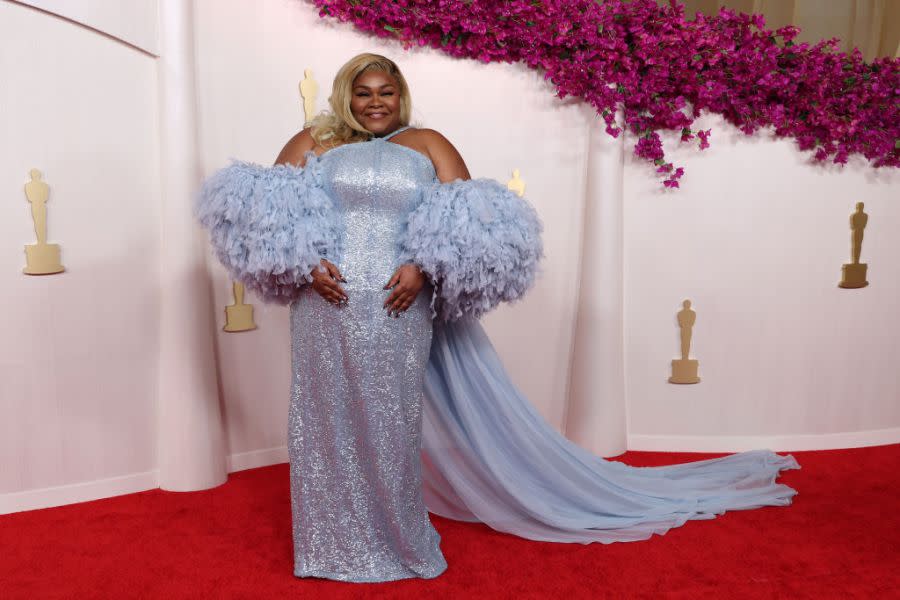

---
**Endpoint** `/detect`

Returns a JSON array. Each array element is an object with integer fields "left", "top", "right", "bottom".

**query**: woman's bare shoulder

[
  {"left": 413, "top": 128, "right": 454, "bottom": 150},
  {"left": 274, "top": 127, "right": 316, "bottom": 167},
  {"left": 416, "top": 128, "right": 471, "bottom": 182}
]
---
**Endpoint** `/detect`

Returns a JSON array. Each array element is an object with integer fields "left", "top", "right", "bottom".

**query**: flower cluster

[{"left": 309, "top": 0, "right": 898, "bottom": 187}]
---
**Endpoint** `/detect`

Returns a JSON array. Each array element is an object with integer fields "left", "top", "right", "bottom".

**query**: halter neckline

[{"left": 370, "top": 125, "right": 411, "bottom": 141}]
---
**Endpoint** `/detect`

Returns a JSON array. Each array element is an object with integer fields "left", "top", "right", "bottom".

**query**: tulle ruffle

[
  {"left": 194, "top": 156, "right": 342, "bottom": 305},
  {"left": 399, "top": 178, "right": 544, "bottom": 322},
  {"left": 421, "top": 317, "right": 801, "bottom": 543}
]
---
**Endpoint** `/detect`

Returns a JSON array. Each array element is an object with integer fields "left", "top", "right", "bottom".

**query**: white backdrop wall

[
  {"left": 1, "top": 1, "right": 161, "bottom": 502},
  {"left": 624, "top": 113, "right": 900, "bottom": 451},
  {"left": 13, "top": 0, "right": 160, "bottom": 55}
]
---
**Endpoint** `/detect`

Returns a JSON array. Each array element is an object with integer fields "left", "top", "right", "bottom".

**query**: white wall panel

[
  {"left": 624, "top": 113, "right": 900, "bottom": 442},
  {"left": 13, "top": 0, "right": 159, "bottom": 55},
  {"left": 0, "top": 1, "right": 160, "bottom": 495}
]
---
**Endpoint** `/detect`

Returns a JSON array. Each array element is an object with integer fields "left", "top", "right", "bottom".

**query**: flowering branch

[{"left": 310, "top": 0, "right": 899, "bottom": 187}]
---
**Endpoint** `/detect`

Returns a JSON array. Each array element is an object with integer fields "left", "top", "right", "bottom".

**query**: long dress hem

[
  {"left": 420, "top": 316, "right": 800, "bottom": 545},
  {"left": 294, "top": 559, "right": 447, "bottom": 583}
]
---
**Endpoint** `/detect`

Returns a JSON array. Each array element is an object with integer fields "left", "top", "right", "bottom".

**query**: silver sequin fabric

[{"left": 287, "top": 128, "right": 447, "bottom": 582}]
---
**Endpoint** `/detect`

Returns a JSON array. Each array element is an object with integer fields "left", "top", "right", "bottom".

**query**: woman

[
  {"left": 196, "top": 53, "right": 799, "bottom": 584},
  {"left": 274, "top": 56, "right": 477, "bottom": 582}
]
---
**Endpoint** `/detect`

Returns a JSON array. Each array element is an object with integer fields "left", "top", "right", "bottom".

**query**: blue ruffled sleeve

[
  {"left": 398, "top": 177, "right": 544, "bottom": 322},
  {"left": 194, "top": 155, "right": 342, "bottom": 305}
]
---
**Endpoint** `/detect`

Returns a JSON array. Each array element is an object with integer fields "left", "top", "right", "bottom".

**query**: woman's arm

[
  {"left": 396, "top": 130, "right": 543, "bottom": 321},
  {"left": 420, "top": 129, "right": 471, "bottom": 183},
  {"left": 384, "top": 128, "right": 472, "bottom": 316},
  {"left": 275, "top": 127, "right": 316, "bottom": 167},
  {"left": 272, "top": 127, "right": 347, "bottom": 304}
]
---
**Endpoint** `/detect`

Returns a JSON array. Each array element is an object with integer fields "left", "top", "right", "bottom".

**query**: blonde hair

[{"left": 309, "top": 53, "right": 413, "bottom": 148}]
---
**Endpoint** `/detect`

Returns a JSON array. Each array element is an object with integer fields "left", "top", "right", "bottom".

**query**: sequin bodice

[{"left": 319, "top": 128, "right": 436, "bottom": 290}]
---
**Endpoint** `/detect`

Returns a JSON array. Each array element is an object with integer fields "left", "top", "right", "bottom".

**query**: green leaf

[
  {"left": 895, "top": 139, "right": 900, "bottom": 150},
  {"left": 384, "top": 24, "right": 397, "bottom": 34}
]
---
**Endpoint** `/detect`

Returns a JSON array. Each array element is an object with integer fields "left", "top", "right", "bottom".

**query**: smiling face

[{"left": 349, "top": 69, "right": 403, "bottom": 137}]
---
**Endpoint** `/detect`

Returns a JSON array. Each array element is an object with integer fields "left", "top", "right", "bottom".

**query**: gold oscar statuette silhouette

[
  {"left": 23, "top": 169, "right": 64, "bottom": 275},
  {"left": 669, "top": 299, "right": 700, "bottom": 384},
  {"left": 223, "top": 281, "right": 257, "bottom": 332},
  {"left": 299, "top": 68, "right": 319, "bottom": 127},
  {"left": 506, "top": 168, "right": 526, "bottom": 197},
  {"left": 839, "top": 202, "right": 869, "bottom": 289}
]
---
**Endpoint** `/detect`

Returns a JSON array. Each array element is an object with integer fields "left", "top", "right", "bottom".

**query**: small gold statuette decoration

[
  {"left": 223, "top": 281, "right": 257, "bottom": 332},
  {"left": 839, "top": 202, "right": 869, "bottom": 289},
  {"left": 23, "top": 169, "right": 64, "bottom": 275},
  {"left": 506, "top": 168, "right": 526, "bottom": 197},
  {"left": 299, "top": 68, "right": 319, "bottom": 127},
  {"left": 669, "top": 299, "right": 700, "bottom": 384}
]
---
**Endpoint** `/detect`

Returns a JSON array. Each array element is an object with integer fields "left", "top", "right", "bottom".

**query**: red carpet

[{"left": 3, "top": 445, "right": 898, "bottom": 599}]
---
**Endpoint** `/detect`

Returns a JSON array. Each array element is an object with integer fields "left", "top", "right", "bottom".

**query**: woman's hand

[
  {"left": 310, "top": 259, "right": 348, "bottom": 305},
  {"left": 383, "top": 263, "right": 426, "bottom": 317}
]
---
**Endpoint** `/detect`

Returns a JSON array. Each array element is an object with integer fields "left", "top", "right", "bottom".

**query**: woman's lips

[{"left": 366, "top": 113, "right": 387, "bottom": 119}]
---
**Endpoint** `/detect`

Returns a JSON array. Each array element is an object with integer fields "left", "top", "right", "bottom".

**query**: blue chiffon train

[{"left": 420, "top": 317, "right": 801, "bottom": 544}]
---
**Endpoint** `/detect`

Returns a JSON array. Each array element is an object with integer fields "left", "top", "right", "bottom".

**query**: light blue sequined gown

[
  {"left": 197, "top": 124, "right": 800, "bottom": 585},
  {"left": 216, "top": 126, "right": 801, "bottom": 584},
  {"left": 287, "top": 126, "right": 446, "bottom": 581}
]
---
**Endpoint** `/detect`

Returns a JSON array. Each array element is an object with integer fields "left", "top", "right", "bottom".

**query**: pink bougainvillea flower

[{"left": 310, "top": 0, "right": 899, "bottom": 187}]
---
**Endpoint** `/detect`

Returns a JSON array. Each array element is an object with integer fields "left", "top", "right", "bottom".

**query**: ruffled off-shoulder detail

[
  {"left": 194, "top": 155, "right": 342, "bottom": 305},
  {"left": 398, "top": 178, "right": 544, "bottom": 322}
]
